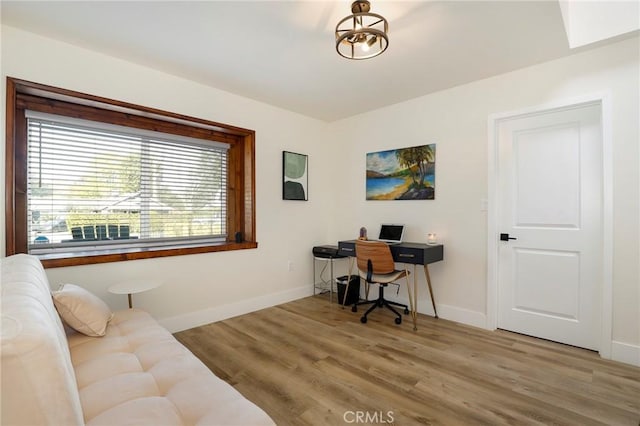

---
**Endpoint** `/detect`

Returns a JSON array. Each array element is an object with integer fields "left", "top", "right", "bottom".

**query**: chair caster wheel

[
  {"left": 404, "top": 308, "right": 410, "bottom": 315},
  {"left": 360, "top": 316, "right": 367, "bottom": 324},
  {"left": 395, "top": 317, "right": 402, "bottom": 325},
  {"left": 352, "top": 306, "right": 357, "bottom": 313}
]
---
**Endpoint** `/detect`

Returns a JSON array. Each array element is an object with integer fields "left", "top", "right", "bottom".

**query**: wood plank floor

[{"left": 174, "top": 295, "right": 640, "bottom": 425}]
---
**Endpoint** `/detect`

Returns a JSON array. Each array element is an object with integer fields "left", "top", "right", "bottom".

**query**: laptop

[{"left": 377, "top": 224, "right": 405, "bottom": 245}]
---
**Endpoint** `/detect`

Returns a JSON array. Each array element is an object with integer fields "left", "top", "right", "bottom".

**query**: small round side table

[{"left": 108, "top": 281, "right": 162, "bottom": 309}]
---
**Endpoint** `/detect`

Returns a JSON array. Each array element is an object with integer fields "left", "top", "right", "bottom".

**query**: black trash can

[{"left": 336, "top": 275, "right": 360, "bottom": 306}]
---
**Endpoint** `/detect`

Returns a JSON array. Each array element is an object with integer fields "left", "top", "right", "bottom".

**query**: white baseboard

[
  {"left": 435, "top": 303, "right": 488, "bottom": 329},
  {"left": 160, "top": 284, "right": 488, "bottom": 334},
  {"left": 610, "top": 340, "right": 640, "bottom": 367},
  {"left": 383, "top": 293, "right": 488, "bottom": 330},
  {"left": 159, "top": 285, "right": 313, "bottom": 333}
]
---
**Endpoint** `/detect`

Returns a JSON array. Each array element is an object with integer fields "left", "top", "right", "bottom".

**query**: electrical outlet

[{"left": 288, "top": 261, "right": 293, "bottom": 272}]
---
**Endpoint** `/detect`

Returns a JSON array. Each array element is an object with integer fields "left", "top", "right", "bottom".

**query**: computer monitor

[{"left": 378, "top": 224, "right": 405, "bottom": 244}]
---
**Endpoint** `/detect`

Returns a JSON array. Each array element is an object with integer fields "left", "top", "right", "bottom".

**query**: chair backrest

[{"left": 355, "top": 240, "right": 395, "bottom": 275}]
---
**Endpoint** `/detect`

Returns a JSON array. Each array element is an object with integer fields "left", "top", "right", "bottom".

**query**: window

[
  {"left": 27, "top": 111, "right": 229, "bottom": 251},
  {"left": 6, "top": 78, "right": 257, "bottom": 267}
]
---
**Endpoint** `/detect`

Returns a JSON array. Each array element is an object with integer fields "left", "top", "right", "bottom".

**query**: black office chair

[{"left": 351, "top": 240, "right": 410, "bottom": 325}]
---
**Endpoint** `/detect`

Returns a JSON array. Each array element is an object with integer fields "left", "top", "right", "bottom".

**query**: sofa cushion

[
  {"left": 68, "top": 308, "right": 274, "bottom": 425},
  {"left": 1, "top": 254, "right": 84, "bottom": 426},
  {"left": 53, "top": 283, "right": 113, "bottom": 337}
]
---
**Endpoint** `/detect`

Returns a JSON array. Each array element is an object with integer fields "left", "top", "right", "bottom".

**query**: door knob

[{"left": 500, "top": 233, "right": 517, "bottom": 241}]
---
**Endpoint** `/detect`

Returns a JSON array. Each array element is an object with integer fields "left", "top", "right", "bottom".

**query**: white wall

[
  {"left": 2, "top": 25, "right": 638, "bottom": 364},
  {"left": 559, "top": 0, "right": 639, "bottom": 49},
  {"left": 327, "top": 36, "right": 640, "bottom": 360},
  {"left": 0, "top": 25, "right": 333, "bottom": 331}
]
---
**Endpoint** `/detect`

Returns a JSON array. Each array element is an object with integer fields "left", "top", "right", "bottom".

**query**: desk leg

[
  {"left": 313, "top": 258, "right": 317, "bottom": 296},
  {"left": 405, "top": 265, "right": 417, "bottom": 331},
  {"left": 329, "top": 258, "right": 334, "bottom": 304},
  {"left": 424, "top": 264, "right": 438, "bottom": 318},
  {"left": 127, "top": 293, "right": 133, "bottom": 309},
  {"left": 343, "top": 257, "right": 354, "bottom": 308}
]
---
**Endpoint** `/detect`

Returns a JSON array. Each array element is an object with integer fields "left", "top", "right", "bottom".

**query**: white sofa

[{"left": 1, "top": 254, "right": 274, "bottom": 425}]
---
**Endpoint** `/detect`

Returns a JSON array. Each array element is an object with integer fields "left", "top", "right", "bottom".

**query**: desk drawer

[
  {"left": 338, "top": 240, "right": 443, "bottom": 265},
  {"left": 338, "top": 242, "right": 356, "bottom": 257},
  {"left": 393, "top": 247, "right": 424, "bottom": 264}
]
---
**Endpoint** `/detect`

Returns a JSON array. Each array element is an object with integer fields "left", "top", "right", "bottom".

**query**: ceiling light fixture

[{"left": 335, "top": 0, "right": 389, "bottom": 60}]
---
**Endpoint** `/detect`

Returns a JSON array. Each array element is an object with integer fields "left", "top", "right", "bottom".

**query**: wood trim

[
  {"left": 226, "top": 139, "right": 239, "bottom": 241},
  {"left": 5, "top": 77, "right": 257, "bottom": 265},
  {"left": 16, "top": 94, "right": 239, "bottom": 145},
  {"left": 5, "top": 77, "right": 17, "bottom": 254},
  {"left": 40, "top": 242, "right": 258, "bottom": 268},
  {"left": 243, "top": 132, "right": 256, "bottom": 242},
  {"left": 14, "top": 111, "right": 28, "bottom": 253},
  {"left": 9, "top": 77, "right": 252, "bottom": 136}
]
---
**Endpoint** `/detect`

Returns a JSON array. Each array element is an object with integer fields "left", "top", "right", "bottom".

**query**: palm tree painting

[{"left": 366, "top": 144, "right": 436, "bottom": 200}]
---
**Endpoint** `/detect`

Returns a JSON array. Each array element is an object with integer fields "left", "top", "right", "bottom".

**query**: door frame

[{"left": 487, "top": 93, "right": 613, "bottom": 358}]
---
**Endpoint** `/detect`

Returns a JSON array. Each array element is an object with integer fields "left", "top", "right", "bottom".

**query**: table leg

[
  {"left": 127, "top": 293, "right": 133, "bottom": 309},
  {"left": 343, "top": 257, "right": 354, "bottom": 308},
  {"left": 405, "top": 265, "right": 417, "bottom": 331},
  {"left": 414, "top": 265, "right": 419, "bottom": 326},
  {"left": 313, "top": 257, "right": 317, "bottom": 296},
  {"left": 329, "top": 257, "right": 334, "bottom": 304},
  {"left": 424, "top": 264, "right": 438, "bottom": 318}
]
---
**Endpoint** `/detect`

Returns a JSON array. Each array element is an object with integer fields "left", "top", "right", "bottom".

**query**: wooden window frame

[{"left": 5, "top": 77, "right": 257, "bottom": 268}]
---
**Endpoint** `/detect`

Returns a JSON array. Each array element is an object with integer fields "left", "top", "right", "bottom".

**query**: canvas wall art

[
  {"left": 366, "top": 144, "right": 436, "bottom": 200},
  {"left": 283, "top": 151, "right": 308, "bottom": 200}
]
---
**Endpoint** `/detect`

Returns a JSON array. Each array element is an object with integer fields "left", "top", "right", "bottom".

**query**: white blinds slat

[{"left": 27, "top": 113, "right": 228, "bottom": 251}]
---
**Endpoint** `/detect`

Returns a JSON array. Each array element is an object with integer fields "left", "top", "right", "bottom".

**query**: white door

[{"left": 497, "top": 102, "right": 602, "bottom": 350}]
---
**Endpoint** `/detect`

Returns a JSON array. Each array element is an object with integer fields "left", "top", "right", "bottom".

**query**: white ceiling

[{"left": 2, "top": 1, "right": 577, "bottom": 122}]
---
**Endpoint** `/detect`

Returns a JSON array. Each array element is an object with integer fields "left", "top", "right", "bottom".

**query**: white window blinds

[{"left": 26, "top": 111, "right": 229, "bottom": 253}]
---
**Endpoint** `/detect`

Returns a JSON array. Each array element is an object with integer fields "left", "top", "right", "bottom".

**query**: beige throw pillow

[{"left": 52, "top": 284, "right": 113, "bottom": 337}]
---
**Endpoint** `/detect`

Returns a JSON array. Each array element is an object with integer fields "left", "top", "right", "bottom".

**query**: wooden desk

[{"left": 338, "top": 240, "right": 444, "bottom": 330}]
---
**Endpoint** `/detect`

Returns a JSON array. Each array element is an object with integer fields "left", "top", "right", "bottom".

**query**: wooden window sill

[{"left": 38, "top": 241, "right": 258, "bottom": 268}]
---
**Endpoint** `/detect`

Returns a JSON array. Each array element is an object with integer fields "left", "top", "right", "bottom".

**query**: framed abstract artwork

[
  {"left": 283, "top": 151, "right": 308, "bottom": 200},
  {"left": 366, "top": 144, "right": 436, "bottom": 200}
]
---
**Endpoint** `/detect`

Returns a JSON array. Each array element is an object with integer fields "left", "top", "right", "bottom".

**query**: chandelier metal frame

[{"left": 335, "top": 0, "right": 389, "bottom": 60}]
